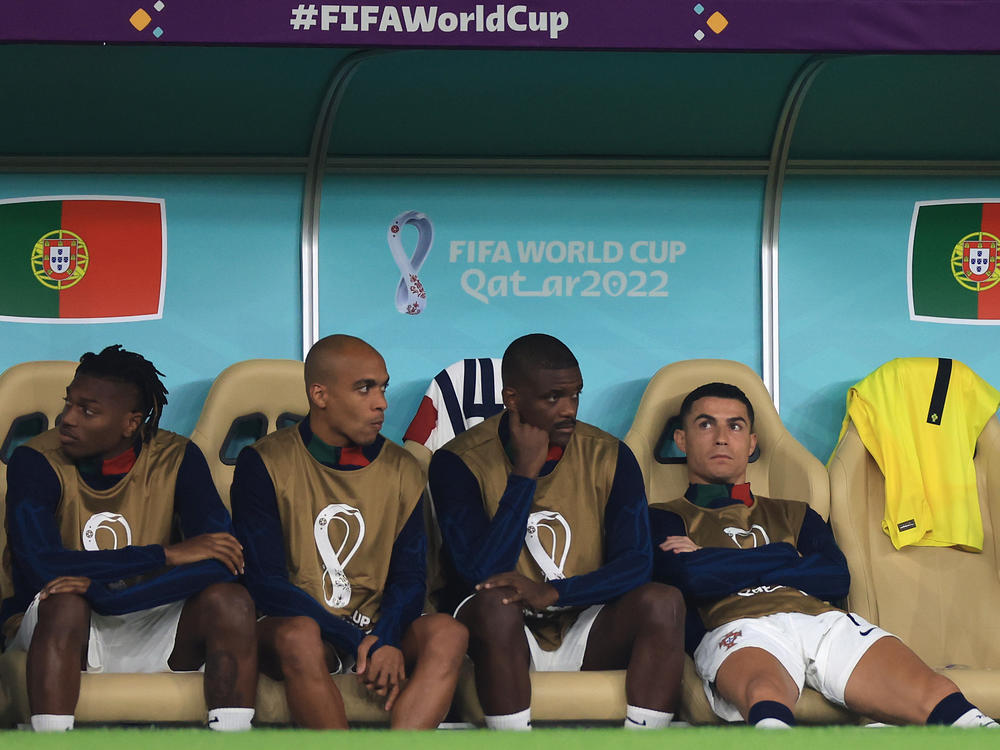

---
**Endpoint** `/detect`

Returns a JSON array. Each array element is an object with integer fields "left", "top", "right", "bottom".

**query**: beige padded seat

[
  {"left": 189, "top": 359, "right": 308, "bottom": 508},
  {"left": 0, "top": 648, "right": 409, "bottom": 726},
  {"left": 624, "top": 359, "right": 854, "bottom": 725},
  {"left": 0, "top": 361, "right": 78, "bottom": 505},
  {"left": 829, "top": 416, "right": 1000, "bottom": 718},
  {"left": 0, "top": 360, "right": 79, "bottom": 612},
  {"left": 625, "top": 359, "right": 830, "bottom": 519}
]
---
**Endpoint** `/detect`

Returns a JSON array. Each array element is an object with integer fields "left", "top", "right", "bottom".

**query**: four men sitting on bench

[{"left": 1, "top": 340, "right": 996, "bottom": 729}]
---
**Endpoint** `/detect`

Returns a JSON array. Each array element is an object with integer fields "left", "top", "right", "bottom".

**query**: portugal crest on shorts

[
  {"left": 31, "top": 229, "right": 89, "bottom": 290},
  {"left": 718, "top": 629, "right": 742, "bottom": 651}
]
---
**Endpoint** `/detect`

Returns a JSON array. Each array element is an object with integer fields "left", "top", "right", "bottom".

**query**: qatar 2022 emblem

[{"left": 387, "top": 210, "right": 433, "bottom": 315}]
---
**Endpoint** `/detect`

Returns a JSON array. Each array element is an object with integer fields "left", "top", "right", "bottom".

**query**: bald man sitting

[{"left": 230, "top": 335, "right": 467, "bottom": 729}]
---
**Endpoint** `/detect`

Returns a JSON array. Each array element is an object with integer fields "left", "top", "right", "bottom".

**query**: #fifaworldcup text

[{"left": 289, "top": 4, "right": 571, "bottom": 39}]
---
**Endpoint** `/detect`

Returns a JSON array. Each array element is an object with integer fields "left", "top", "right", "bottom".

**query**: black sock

[
  {"left": 926, "top": 692, "right": 975, "bottom": 725},
  {"left": 747, "top": 700, "right": 796, "bottom": 726}
]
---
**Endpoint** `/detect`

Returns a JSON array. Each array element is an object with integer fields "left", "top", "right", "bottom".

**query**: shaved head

[
  {"left": 305, "top": 334, "right": 381, "bottom": 390},
  {"left": 304, "top": 334, "right": 389, "bottom": 447}
]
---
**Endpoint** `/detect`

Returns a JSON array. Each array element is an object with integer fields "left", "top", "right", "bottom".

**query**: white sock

[
  {"left": 952, "top": 708, "right": 999, "bottom": 728},
  {"left": 31, "top": 714, "right": 74, "bottom": 732},
  {"left": 484, "top": 708, "right": 531, "bottom": 730},
  {"left": 624, "top": 704, "right": 673, "bottom": 729},
  {"left": 755, "top": 717, "right": 792, "bottom": 729},
  {"left": 207, "top": 707, "right": 255, "bottom": 731}
]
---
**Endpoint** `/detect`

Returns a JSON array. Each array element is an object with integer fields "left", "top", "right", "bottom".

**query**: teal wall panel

[
  {"left": 780, "top": 176, "right": 1000, "bottom": 463},
  {"left": 319, "top": 174, "right": 764, "bottom": 443}
]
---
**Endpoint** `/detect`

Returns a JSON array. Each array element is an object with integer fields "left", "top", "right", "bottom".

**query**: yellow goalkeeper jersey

[{"left": 836, "top": 357, "right": 1000, "bottom": 551}]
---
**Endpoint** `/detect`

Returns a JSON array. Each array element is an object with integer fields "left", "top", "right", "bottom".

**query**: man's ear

[
  {"left": 308, "top": 382, "right": 327, "bottom": 409},
  {"left": 123, "top": 411, "right": 144, "bottom": 440},
  {"left": 673, "top": 427, "right": 687, "bottom": 454},
  {"left": 501, "top": 385, "right": 517, "bottom": 410},
  {"left": 748, "top": 432, "right": 758, "bottom": 458}
]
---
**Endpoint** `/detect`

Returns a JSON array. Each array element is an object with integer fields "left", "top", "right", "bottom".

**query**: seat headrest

[
  {"left": 190, "top": 359, "right": 308, "bottom": 506},
  {"left": 625, "top": 359, "right": 828, "bottom": 515},
  {"left": 0, "top": 361, "right": 78, "bottom": 497}
]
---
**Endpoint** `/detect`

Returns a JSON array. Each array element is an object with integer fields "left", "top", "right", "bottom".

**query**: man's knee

[
  {"left": 626, "top": 582, "right": 685, "bottom": 630},
  {"left": 269, "top": 617, "right": 326, "bottom": 672},
  {"left": 458, "top": 589, "right": 525, "bottom": 643},
  {"left": 196, "top": 583, "right": 256, "bottom": 635},
  {"left": 35, "top": 593, "right": 90, "bottom": 641},
  {"left": 414, "top": 614, "right": 468, "bottom": 668}
]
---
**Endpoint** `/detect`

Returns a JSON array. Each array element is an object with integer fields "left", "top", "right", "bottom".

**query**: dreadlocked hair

[{"left": 76, "top": 345, "right": 169, "bottom": 442}]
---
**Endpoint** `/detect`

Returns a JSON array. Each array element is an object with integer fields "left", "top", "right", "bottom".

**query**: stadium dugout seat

[
  {"left": 0, "top": 361, "right": 78, "bottom": 605},
  {"left": 623, "top": 359, "right": 855, "bottom": 724},
  {"left": 189, "top": 358, "right": 308, "bottom": 508},
  {"left": 0, "top": 361, "right": 78, "bottom": 511},
  {"left": 829, "top": 363, "right": 1000, "bottom": 718},
  {"left": 0, "top": 360, "right": 74, "bottom": 725}
]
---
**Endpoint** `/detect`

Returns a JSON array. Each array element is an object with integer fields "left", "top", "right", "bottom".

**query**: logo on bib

[
  {"left": 525, "top": 510, "right": 571, "bottom": 581},
  {"left": 723, "top": 524, "right": 770, "bottom": 548},
  {"left": 82, "top": 512, "right": 133, "bottom": 550},
  {"left": 314, "top": 504, "right": 366, "bottom": 609}
]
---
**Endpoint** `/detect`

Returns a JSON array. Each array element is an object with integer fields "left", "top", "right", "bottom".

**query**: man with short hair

[
  {"left": 429, "top": 333, "right": 685, "bottom": 730},
  {"left": 231, "top": 334, "right": 467, "bottom": 729},
  {"left": 2, "top": 345, "right": 257, "bottom": 732},
  {"left": 650, "top": 381, "right": 997, "bottom": 728}
]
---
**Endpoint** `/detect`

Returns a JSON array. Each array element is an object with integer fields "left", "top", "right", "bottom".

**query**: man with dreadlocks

[{"left": 1, "top": 345, "right": 257, "bottom": 732}]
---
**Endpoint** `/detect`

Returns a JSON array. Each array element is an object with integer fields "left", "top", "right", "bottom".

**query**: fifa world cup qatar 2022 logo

[{"left": 387, "top": 211, "right": 433, "bottom": 315}]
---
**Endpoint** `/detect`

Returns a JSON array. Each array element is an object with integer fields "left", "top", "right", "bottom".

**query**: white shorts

[
  {"left": 693, "top": 610, "right": 892, "bottom": 722},
  {"left": 9, "top": 593, "right": 187, "bottom": 674},
  {"left": 454, "top": 593, "right": 603, "bottom": 672}
]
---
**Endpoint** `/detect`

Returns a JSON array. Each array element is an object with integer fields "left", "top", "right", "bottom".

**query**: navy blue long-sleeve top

[
  {"left": 231, "top": 420, "right": 425, "bottom": 657},
  {"left": 1, "top": 438, "right": 237, "bottom": 638},
  {"left": 650, "top": 484, "right": 850, "bottom": 654},
  {"left": 429, "top": 414, "right": 652, "bottom": 614}
]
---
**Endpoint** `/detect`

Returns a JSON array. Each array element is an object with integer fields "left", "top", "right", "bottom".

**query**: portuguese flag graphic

[
  {"left": 909, "top": 200, "right": 1000, "bottom": 324},
  {"left": 0, "top": 196, "right": 165, "bottom": 323}
]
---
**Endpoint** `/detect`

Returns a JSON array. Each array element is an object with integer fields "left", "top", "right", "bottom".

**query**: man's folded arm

[
  {"left": 6, "top": 446, "right": 167, "bottom": 590},
  {"left": 86, "top": 559, "right": 236, "bottom": 615},
  {"left": 650, "top": 506, "right": 800, "bottom": 600},
  {"left": 758, "top": 507, "right": 850, "bottom": 601}
]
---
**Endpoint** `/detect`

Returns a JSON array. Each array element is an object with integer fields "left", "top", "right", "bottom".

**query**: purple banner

[{"left": 5, "top": 1, "right": 1000, "bottom": 52}]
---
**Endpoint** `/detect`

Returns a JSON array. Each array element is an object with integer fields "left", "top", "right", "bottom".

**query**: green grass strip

[{"left": 0, "top": 726, "right": 996, "bottom": 750}]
